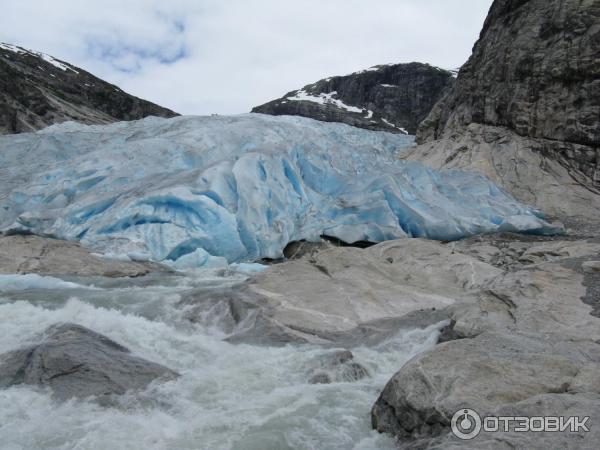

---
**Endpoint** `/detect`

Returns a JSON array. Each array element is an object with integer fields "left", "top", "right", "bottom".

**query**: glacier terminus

[{"left": 0, "top": 114, "right": 560, "bottom": 268}]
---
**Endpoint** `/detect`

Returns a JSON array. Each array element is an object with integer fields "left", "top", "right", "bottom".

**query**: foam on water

[
  {"left": 0, "top": 271, "right": 444, "bottom": 450},
  {"left": 0, "top": 274, "right": 98, "bottom": 292}
]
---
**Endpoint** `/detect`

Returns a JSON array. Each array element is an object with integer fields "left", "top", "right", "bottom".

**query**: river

[{"left": 0, "top": 269, "right": 444, "bottom": 450}]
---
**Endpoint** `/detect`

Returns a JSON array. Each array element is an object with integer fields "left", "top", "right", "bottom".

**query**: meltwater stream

[{"left": 0, "top": 270, "right": 444, "bottom": 450}]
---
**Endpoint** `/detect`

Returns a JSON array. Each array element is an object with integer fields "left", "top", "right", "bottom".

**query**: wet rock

[
  {"left": 370, "top": 233, "right": 600, "bottom": 447},
  {"left": 371, "top": 331, "right": 600, "bottom": 448},
  {"left": 248, "top": 239, "right": 496, "bottom": 339},
  {"left": 583, "top": 261, "right": 600, "bottom": 274},
  {"left": 179, "top": 285, "right": 333, "bottom": 346},
  {"left": 0, "top": 323, "right": 178, "bottom": 402},
  {"left": 436, "top": 320, "right": 465, "bottom": 343},
  {"left": 306, "top": 350, "right": 369, "bottom": 384},
  {"left": 283, "top": 240, "right": 331, "bottom": 261},
  {"left": 308, "top": 373, "right": 332, "bottom": 385},
  {"left": 180, "top": 261, "right": 453, "bottom": 347},
  {"left": 0, "top": 235, "right": 169, "bottom": 277},
  {"left": 183, "top": 234, "right": 600, "bottom": 355}
]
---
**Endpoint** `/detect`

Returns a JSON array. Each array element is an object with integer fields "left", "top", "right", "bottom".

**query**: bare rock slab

[{"left": 0, "top": 234, "right": 169, "bottom": 277}]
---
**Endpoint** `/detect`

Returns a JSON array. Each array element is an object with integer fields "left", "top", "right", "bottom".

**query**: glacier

[{"left": 0, "top": 114, "right": 559, "bottom": 267}]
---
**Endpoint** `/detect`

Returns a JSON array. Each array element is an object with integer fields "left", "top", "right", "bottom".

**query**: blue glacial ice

[{"left": 0, "top": 114, "right": 559, "bottom": 267}]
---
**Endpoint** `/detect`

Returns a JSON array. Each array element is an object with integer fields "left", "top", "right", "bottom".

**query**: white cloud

[{"left": 0, "top": 0, "right": 492, "bottom": 115}]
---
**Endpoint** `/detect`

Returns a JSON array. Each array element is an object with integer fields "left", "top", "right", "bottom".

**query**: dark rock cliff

[
  {"left": 416, "top": 0, "right": 600, "bottom": 187},
  {"left": 252, "top": 62, "right": 454, "bottom": 135},
  {"left": 0, "top": 43, "right": 178, "bottom": 134}
]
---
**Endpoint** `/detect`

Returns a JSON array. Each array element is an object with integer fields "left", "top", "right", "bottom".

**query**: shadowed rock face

[
  {"left": 416, "top": 0, "right": 600, "bottom": 188},
  {"left": 0, "top": 43, "right": 178, "bottom": 134},
  {"left": 252, "top": 62, "right": 454, "bottom": 134},
  {"left": 0, "top": 323, "right": 178, "bottom": 403}
]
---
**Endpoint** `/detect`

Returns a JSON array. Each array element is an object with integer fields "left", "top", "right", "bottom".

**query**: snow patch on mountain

[
  {"left": 352, "top": 65, "right": 388, "bottom": 75},
  {"left": 0, "top": 43, "right": 78, "bottom": 73},
  {"left": 288, "top": 90, "right": 364, "bottom": 114},
  {"left": 381, "top": 118, "right": 408, "bottom": 134}
]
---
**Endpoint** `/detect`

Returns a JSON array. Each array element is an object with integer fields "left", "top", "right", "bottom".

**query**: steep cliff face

[
  {"left": 0, "top": 43, "right": 178, "bottom": 134},
  {"left": 408, "top": 0, "right": 600, "bottom": 225},
  {"left": 416, "top": 0, "right": 600, "bottom": 188},
  {"left": 252, "top": 62, "right": 454, "bottom": 135}
]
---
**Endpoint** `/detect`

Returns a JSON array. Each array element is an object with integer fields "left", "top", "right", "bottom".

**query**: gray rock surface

[
  {"left": 252, "top": 62, "right": 454, "bottom": 134},
  {"left": 408, "top": 0, "right": 600, "bottom": 224},
  {"left": 0, "top": 323, "right": 178, "bottom": 402},
  {"left": 0, "top": 43, "right": 178, "bottom": 135},
  {"left": 583, "top": 261, "right": 600, "bottom": 274},
  {"left": 182, "top": 234, "right": 600, "bottom": 345},
  {"left": 181, "top": 232, "right": 600, "bottom": 446},
  {"left": 402, "top": 123, "right": 600, "bottom": 227},
  {"left": 179, "top": 239, "right": 493, "bottom": 345},
  {"left": 370, "top": 232, "right": 600, "bottom": 448},
  {"left": 176, "top": 231, "right": 600, "bottom": 447},
  {"left": 372, "top": 331, "right": 600, "bottom": 449},
  {"left": 305, "top": 350, "right": 370, "bottom": 384},
  {"left": 417, "top": 0, "right": 599, "bottom": 163},
  {"left": 0, "top": 234, "right": 168, "bottom": 277},
  {"left": 247, "top": 239, "right": 496, "bottom": 339}
]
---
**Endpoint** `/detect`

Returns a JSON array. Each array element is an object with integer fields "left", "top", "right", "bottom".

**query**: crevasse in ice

[{"left": 0, "top": 114, "right": 559, "bottom": 267}]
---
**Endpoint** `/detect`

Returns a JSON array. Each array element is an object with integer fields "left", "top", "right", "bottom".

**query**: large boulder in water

[
  {"left": 0, "top": 323, "right": 178, "bottom": 402},
  {"left": 371, "top": 331, "right": 600, "bottom": 448}
]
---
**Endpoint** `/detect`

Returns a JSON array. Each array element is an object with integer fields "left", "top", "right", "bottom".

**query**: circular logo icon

[{"left": 451, "top": 408, "right": 482, "bottom": 440}]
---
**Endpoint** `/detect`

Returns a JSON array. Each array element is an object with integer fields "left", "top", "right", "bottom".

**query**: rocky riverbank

[
  {"left": 367, "top": 0, "right": 600, "bottom": 446},
  {"left": 0, "top": 228, "right": 598, "bottom": 448}
]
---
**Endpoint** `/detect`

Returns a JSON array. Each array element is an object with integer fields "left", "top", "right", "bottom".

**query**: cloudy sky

[{"left": 0, "top": 1, "right": 492, "bottom": 115}]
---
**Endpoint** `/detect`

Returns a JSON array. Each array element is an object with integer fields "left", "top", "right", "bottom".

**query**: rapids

[{"left": 0, "top": 269, "right": 445, "bottom": 450}]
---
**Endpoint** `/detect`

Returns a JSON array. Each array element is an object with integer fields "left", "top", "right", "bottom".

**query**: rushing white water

[{"left": 0, "top": 270, "right": 445, "bottom": 450}]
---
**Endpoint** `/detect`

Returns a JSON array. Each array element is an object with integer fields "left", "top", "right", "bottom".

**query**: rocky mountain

[
  {"left": 369, "top": 0, "right": 600, "bottom": 447},
  {"left": 0, "top": 43, "right": 178, "bottom": 134},
  {"left": 403, "top": 0, "right": 600, "bottom": 226},
  {"left": 252, "top": 62, "right": 454, "bottom": 135}
]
